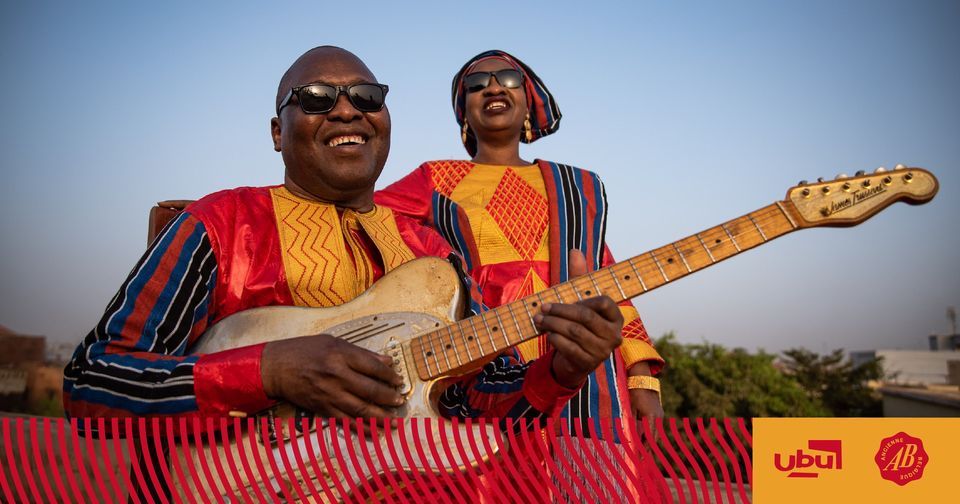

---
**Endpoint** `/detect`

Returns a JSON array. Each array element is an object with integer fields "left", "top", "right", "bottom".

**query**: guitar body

[{"left": 173, "top": 257, "right": 499, "bottom": 502}]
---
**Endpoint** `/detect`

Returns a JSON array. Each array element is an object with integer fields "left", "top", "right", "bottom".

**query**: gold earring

[
  {"left": 461, "top": 122, "right": 469, "bottom": 144},
  {"left": 524, "top": 113, "right": 533, "bottom": 142}
]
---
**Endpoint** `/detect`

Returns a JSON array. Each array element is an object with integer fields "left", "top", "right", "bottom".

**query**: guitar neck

[{"left": 412, "top": 201, "right": 800, "bottom": 380}]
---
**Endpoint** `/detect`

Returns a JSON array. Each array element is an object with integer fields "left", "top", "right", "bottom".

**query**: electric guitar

[{"left": 170, "top": 166, "right": 937, "bottom": 502}]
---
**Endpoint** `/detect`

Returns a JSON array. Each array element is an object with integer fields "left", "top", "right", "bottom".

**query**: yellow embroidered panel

[
  {"left": 270, "top": 187, "right": 414, "bottom": 308},
  {"left": 438, "top": 164, "right": 661, "bottom": 367},
  {"left": 271, "top": 187, "right": 356, "bottom": 307},
  {"left": 448, "top": 165, "right": 550, "bottom": 266},
  {"left": 354, "top": 205, "right": 416, "bottom": 273},
  {"left": 340, "top": 214, "right": 375, "bottom": 297}
]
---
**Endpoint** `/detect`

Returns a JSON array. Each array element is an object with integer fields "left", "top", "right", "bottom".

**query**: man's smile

[{"left": 326, "top": 134, "right": 367, "bottom": 147}]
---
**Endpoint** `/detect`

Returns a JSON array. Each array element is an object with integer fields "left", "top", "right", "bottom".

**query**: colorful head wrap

[{"left": 451, "top": 49, "right": 562, "bottom": 157}]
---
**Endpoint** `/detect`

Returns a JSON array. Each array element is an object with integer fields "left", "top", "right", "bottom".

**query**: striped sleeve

[
  {"left": 62, "top": 212, "right": 273, "bottom": 422},
  {"left": 437, "top": 347, "right": 578, "bottom": 432}
]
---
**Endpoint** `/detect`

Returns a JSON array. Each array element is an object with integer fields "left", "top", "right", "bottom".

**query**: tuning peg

[
  {"left": 817, "top": 177, "right": 826, "bottom": 183},
  {"left": 834, "top": 173, "right": 848, "bottom": 180},
  {"left": 895, "top": 163, "right": 906, "bottom": 170},
  {"left": 855, "top": 170, "right": 865, "bottom": 176},
  {"left": 875, "top": 167, "right": 887, "bottom": 173},
  {"left": 798, "top": 180, "right": 808, "bottom": 186}
]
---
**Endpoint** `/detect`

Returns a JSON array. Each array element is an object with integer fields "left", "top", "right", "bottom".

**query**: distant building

[
  {"left": 46, "top": 341, "right": 78, "bottom": 364},
  {"left": 929, "top": 333, "right": 960, "bottom": 351},
  {"left": 879, "top": 385, "right": 960, "bottom": 417},
  {"left": 851, "top": 334, "right": 959, "bottom": 386},
  {"left": 0, "top": 324, "right": 45, "bottom": 366},
  {"left": 0, "top": 324, "right": 65, "bottom": 414},
  {"left": 0, "top": 368, "right": 28, "bottom": 395},
  {"left": 856, "top": 332, "right": 960, "bottom": 417}
]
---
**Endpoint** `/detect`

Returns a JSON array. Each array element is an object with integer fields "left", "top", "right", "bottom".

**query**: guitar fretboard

[{"left": 411, "top": 201, "right": 799, "bottom": 380}]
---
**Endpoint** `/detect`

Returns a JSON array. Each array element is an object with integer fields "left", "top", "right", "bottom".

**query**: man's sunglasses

[
  {"left": 463, "top": 69, "right": 524, "bottom": 93},
  {"left": 277, "top": 83, "right": 389, "bottom": 115}
]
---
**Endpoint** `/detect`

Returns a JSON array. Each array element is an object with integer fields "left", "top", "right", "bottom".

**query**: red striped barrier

[{"left": 0, "top": 417, "right": 754, "bottom": 503}]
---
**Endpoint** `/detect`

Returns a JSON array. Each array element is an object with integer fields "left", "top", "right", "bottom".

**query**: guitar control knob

[
  {"left": 895, "top": 164, "right": 906, "bottom": 170},
  {"left": 834, "top": 173, "right": 848, "bottom": 180},
  {"left": 855, "top": 170, "right": 865, "bottom": 176}
]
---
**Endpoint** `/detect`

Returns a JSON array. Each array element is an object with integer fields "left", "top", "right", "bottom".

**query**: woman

[{"left": 376, "top": 49, "right": 665, "bottom": 498}]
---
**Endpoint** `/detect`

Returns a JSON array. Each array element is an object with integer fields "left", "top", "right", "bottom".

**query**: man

[{"left": 62, "top": 46, "right": 626, "bottom": 500}]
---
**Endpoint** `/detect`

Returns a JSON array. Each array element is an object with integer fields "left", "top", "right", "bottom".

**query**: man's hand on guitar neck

[
  {"left": 261, "top": 334, "right": 406, "bottom": 417},
  {"left": 534, "top": 250, "right": 624, "bottom": 389}
]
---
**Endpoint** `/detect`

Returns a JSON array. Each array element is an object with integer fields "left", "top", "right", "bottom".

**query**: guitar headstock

[{"left": 784, "top": 165, "right": 938, "bottom": 228}]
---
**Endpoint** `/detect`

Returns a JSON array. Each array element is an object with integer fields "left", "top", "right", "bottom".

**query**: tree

[
  {"left": 780, "top": 348, "right": 883, "bottom": 417},
  {"left": 655, "top": 333, "right": 827, "bottom": 417}
]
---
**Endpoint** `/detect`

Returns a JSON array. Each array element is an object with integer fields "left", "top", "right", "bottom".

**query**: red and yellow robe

[
  {"left": 377, "top": 160, "right": 664, "bottom": 429},
  {"left": 64, "top": 185, "right": 577, "bottom": 431}
]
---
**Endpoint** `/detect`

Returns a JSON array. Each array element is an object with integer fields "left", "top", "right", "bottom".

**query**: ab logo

[{"left": 874, "top": 432, "right": 927, "bottom": 486}]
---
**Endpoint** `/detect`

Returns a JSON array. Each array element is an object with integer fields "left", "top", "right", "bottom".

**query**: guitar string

[
  {"left": 413, "top": 204, "right": 793, "bottom": 375},
  {"left": 412, "top": 203, "right": 796, "bottom": 376}
]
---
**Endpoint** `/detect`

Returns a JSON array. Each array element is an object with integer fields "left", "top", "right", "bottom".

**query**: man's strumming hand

[{"left": 261, "top": 334, "right": 404, "bottom": 417}]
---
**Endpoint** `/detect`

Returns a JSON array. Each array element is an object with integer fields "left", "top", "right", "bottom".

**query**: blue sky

[{"left": 1, "top": 0, "right": 957, "bottom": 354}]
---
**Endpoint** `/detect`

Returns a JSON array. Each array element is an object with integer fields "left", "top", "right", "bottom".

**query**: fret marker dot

[
  {"left": 667, "top": 258, "right": 674, "bottom": 264},
  {"left": 468, "top": 335, "right": 474, "bottom": 341},
  {"left": 435, "top": 323, "right": 440, "bottom": 327},
  {"left": 625, "top": 275, "right": 631, "bottom": 280},
  {"left": 492, "top": 327, "right": 499, "bottom": 332},
  {"left": 715, "top": 239, "right": 722, "bottom": 244},
  {"left": 585, "top": 290, "right": 591, "bottom": 295},
  {"left": 445, "top": 344, "right": 452, "bottom": 350},
  {"left": 532, "top": 302, "right": 538, "bottom": 307},
  {"left": 426, "top": 351, "right": 433, "bottom": 356}
]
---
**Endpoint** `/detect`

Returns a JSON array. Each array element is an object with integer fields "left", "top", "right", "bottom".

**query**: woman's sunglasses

[
  {"left": 463, "top": 69, "right": 524, "bottom": 93},
  {"left": 277, "top": 83, "right": 389, "bottom": 116}
]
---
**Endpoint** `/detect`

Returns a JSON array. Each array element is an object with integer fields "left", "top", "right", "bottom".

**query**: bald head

[
  {"left": 275, "top": 46, "right": 378, "bottom": 113},
  {"left": 269, "top": 45, "right": 391, "bottom": 211}
]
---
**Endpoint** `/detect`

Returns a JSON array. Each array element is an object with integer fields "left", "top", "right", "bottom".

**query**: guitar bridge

[{"left": 386, "top": 337, "right": 412, "bottom": 396}]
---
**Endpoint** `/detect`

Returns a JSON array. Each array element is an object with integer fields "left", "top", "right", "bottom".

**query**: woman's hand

[
  {"left": 534, "top": 250, "right": 624, "bottom": 388},
  {"left": 629, "top": 362, "right": 664, "bottom": 420}
]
